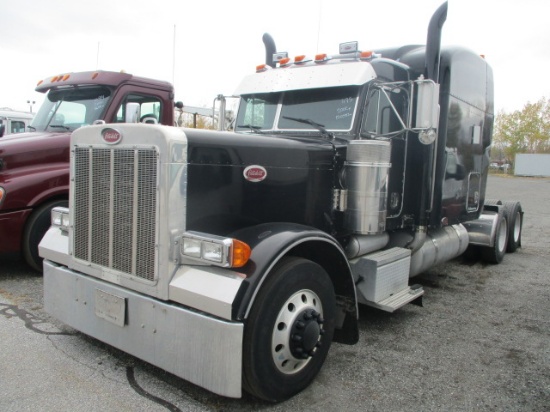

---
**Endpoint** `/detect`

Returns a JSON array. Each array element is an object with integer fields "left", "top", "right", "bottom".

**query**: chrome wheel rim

[{"left": 271, "top": 289, "right": 323, "bottom": 374}]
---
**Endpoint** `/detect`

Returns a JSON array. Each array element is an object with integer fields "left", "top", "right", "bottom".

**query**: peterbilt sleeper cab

[{"left": 40, "top": 2, "right": 523, "bottom": 402}]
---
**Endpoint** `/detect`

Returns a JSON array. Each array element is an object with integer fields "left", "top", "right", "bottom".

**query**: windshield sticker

[
  {"left": 335, "top": 97, "right": 354, "bottom": 120},
  {"left": 95, "top": 95, "right": 107, "bottom": 111}
]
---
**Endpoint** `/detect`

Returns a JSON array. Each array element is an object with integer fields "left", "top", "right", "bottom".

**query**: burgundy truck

[{"left": 0, "top": 71, "right": 179, "bottom": 270}]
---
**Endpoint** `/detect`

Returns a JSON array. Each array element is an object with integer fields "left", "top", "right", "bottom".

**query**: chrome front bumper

[{"left": 43, "top": 260, "right": 243, "bottom": 398}]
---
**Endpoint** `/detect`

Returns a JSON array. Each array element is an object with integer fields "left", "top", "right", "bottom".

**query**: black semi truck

[{"left": 41, "top": 1, "right": 523, "bottom": 402}]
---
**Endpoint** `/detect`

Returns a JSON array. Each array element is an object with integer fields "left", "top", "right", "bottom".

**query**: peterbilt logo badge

[
  {"left": 243, "top": 165, "right": 267, "bottom": 182},
  {"left": 102, "top": 128, "right": 122, "bottom": 144}
]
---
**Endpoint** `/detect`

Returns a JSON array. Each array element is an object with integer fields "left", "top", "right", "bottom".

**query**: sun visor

[{"left": 234, "top": 61, "right": 376, "bottom": 95}]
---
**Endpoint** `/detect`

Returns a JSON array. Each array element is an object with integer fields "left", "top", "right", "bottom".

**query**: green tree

[{"left": 493, "top": 97, "right": 550, "bottom": 163}]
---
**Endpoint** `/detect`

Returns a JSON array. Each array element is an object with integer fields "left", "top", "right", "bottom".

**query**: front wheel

[{"left": 242, "top": 257, "right": 336, "bottom": 402}]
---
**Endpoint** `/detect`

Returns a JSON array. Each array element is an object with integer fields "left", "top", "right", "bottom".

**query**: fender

[{"left": 230, "top": 222, "right": 359, "bottom": 344}]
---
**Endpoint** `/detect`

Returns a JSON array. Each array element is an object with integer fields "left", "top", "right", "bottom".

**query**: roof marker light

[
  {"left": 92, "top": 72, "right": 99, "bottom": 80},
  {"left": 256, "top": 64, "right": 269, "bottom": 72},
  {"left": 294, "top": 55, "right": 307, "bottom": 64},
  {"left": 360, "top": 51, "right": 374, "bottom": 60},
  {"left": 315, "top": 53, "right": 329, "bottom": 63},
  {"left": 279, "top": 57, "right": 291, "bottom": 66}
]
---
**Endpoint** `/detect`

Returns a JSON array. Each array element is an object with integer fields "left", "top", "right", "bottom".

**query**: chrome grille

[{"left": 73, "top": 146, "right": 158, "bottom": 281}]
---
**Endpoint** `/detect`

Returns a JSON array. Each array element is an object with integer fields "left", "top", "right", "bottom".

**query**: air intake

[{"left": 344, "top": 140, "right": 391, "bottom": 234}]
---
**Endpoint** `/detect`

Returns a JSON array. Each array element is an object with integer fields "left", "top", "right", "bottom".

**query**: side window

[
  {"left": 115, "top": 94, "right": 162, "bottom": 124},
  {"left": 361, "top": 85, "right": 409, "bottom": 136},
  {"left": 10, "top": 120, "right": 26, "bottom": 133}
]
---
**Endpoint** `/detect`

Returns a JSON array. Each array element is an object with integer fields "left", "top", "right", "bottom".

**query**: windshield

[
  {"left": 30, "top": 86, "right": 111, "bottom": 132},
  {"left": 235, "top": 86, "right": 359, "bottom": 135},
  {"left": 235, "top": 93, "right": 279, "bottom": 131}
]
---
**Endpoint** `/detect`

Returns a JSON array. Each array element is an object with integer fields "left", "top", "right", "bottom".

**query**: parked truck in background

[
  {"left": 0, "top": 70, "right": 181, "bottom": 271},
  {"left": 41, "top": 2, "right": 523, "bottom": 402},
  {"left": 0, "top": 108, "right": 34, "bottom": 137}
]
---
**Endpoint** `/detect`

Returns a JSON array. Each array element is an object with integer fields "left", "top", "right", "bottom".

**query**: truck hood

[
  {"left": 182, "top": 128, "right": 343, "bottom": 236},
  {"left": 184, "top": 128, "right": 339, "bottom": 169},
  {"left": 0, "top": 131, "right": 70, "bottom": 172}
]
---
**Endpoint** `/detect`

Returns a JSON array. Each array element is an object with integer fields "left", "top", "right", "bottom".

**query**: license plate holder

[{"left": 95, "top": 289, "right": 126, "bottom": 327}]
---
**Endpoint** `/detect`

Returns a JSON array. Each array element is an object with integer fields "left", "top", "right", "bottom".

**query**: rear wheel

[
  {"left": 503, "top": 201, "right": 523, "bottom": 253},
  {"left": 483, "top": 198, "right": 502, "bottom": 207},
  {"left": 22, "top": 200, "right": 68, "bottom": 272},
  {"left": 481, "top": 212, "right": 508, "bottom": 264},
  {"left": 242, "top": 257, "right": 336, "bottom": 402}
]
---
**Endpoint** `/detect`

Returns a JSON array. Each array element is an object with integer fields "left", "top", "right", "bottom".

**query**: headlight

[
  {"left": 51, "top": 207, "right": 70, "bottom": 231},
  {"left": 182, "top": 237, "right": 202, "bottom": 258},
  {"left": 180, "top": 231, "right": 251, "bottom": 268}
]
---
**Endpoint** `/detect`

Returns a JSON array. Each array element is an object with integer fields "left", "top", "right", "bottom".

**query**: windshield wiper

[
  {"left": 48, "top": 124, "right": 71, "bottom": 131},
  {"left": 237, "top": 124, "right": 264, "bottom": 133},
  {"left": 27, "top": 125, "right": 36, "bottom": 131},
  {"left": 282, "top": 116, "right": 334, "bottom": 139}
]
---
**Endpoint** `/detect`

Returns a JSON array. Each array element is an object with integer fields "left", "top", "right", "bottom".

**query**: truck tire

[
  {"left": 483, "top": 199, "right": 502, "bottom": 207},
  {"left": 242, "top": 257, "right": 336, "bottom": 402},
  {"left": 22, "top": 199, "right": 68, "bottom": 272},
  {"left": 503, "top": 201, "right": 523, "bottom": 253},
  {"left": 483, "top": 199, "right": 502, "bottom": 206},
  {"left": 480, "top": 212, "right": 508, "bottom": 264}
]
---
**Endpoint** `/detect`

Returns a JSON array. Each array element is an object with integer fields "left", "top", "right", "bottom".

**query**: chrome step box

[{"left": 350, "top": 247, "right": 423, "bottom": 312}]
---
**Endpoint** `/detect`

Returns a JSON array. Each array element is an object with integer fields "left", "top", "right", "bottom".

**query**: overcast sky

[{"left": 1, "top": 0, "right": 549, "bottom": 115}]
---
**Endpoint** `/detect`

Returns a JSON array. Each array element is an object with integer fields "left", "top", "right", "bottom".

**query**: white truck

[
  {"left": 0, "top": 108, "right": 33, "bottom": 137},
  {"left": 40, "top": 2, "right": 523, "bottom": 402}
]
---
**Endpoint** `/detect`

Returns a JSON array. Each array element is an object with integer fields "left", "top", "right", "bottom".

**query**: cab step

[
  {"left": 363, "top": 284, "right": 424, "bottom": 312},
  {"left": 350, "top": 247, "right": 424, "bottom": 312}
]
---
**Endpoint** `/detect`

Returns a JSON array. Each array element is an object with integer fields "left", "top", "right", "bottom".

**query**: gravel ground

[{"left": 0, "top": 175, "right": 549, "bottom": 411}]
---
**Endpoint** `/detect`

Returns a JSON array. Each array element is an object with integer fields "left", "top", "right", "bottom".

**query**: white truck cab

[{"left": 0, "top": 108, "right": 34, "bottom": 137}]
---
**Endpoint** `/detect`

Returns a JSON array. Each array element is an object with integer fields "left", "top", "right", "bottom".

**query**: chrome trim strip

[
  {"left": 169, "top": 266, "right": 245, "bottom": 320},
  {"left": 131, "top": 148, "right": 139, "bottom": 275},
  {"left": 87, "top": 147, "right": 93, "bottom": 261},
  {"left": 39, "top": 226, "right": 70, "bottom": 267},
  {"left": 109, "top": 148, "right": 115, "bottom": 268}
]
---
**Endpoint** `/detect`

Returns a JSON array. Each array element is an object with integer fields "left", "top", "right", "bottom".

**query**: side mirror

[
  {"left": 125, "top": 102, "right": 141, "bottom": 123},
  {"left": 415, "top": 79, "right": 440, "bottom": 144}
]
